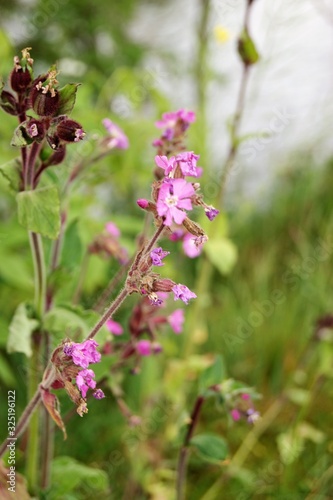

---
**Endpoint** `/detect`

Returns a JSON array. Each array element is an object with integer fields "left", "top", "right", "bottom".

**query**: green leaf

[
  {"left": 199, "top": 355, "right": 226, "bottom": 394},
  {"left": 60, "top": 218, "right": 83, "bottom": 269},
  {"left": 190, "top": 434, "right": 228, "bottom": 464},
  {"left": 7, "top": 303, "right": 39, "bottom": 357},
  {"left": 44, "top": 304, "right": 110, "bottom": 344},
  {"left": 0, "top": 352, "right": 16, "bottom": 386},
  {"left": 0, "top": 158, "right": 22, "bottom": 192},
  {"left": 50, "top": 456, "right": 109, "bottom": 498},
  {"left": 204, "top": 238, "right": 238, "bottom": 275},
  {"left": 16, "top": 185, "right": 61, "bottom": 239},
  {"left": 238, "top": 29, "right": 260, "bottom": 66},
  {"left": 11, "top": 122, "right": 33, "bottom": 147},
  {"left": 57, "top": 83, "right": 80, "bottom": 115}
]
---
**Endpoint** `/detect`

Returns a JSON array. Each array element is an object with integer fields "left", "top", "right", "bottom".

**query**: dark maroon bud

[
  {"left": 10, "top": 48, "right": 33, "bottom": 93},
  {"left": 46, "top": 146, "right": 66, "bottom": 166},
  {"left": 56, "top": 119, "right": 85, "bottom": 143},
  {"left": 10, "top": 67, "right": 32, "bottom": 93},
  {"left": 26, "top": 118, "right": 44, "bottom": 141},
  {"left": 30, "top": 72, "right": 60, "bottom": 117},
  {"left": 46, "top": 133, "right": 61, "bottom": 150},
  {"left": 0, "top": 90, "right": 17, "bottom": 116}
]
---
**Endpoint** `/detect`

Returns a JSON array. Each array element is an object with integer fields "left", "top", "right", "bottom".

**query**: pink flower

[
  {"left": 93, "top": 389, "right": 105, "bottom": 400},
  {"left": 155, "top": 155, "right": 176, "bottom": 176},
  {"left": 205, "top": 206, "right": 219, "bottom": 221},
  {"left": 155, "top": 109, "right": 196, "bottom": 140},
  {"left": 172, "top": 284, "right": 197, "bottom": 304},
  {"left": 136, "top": 340, "right": 152, "bottom": 356},
  {"left": 106, "top": 319, "right": 123, "bottom": 336},
  {"left": 175, "top": 152, "right": 202, "bottom": 178},
  {"left": 168, "top": 309, "right": 185, "bottom": 334},
  {"left": 150, "top": 247, "right": 170, "bottom": 266},
  {"left": 247, "top": 408, "right": 260, "bottom": 424},
  {"left": 231, "top": 409, "right": 241, "bottom": 421},
  {"left": 182, "top": 233, "right": 203, "bottom": 258},
  {"left": 102, "top": 118, "right": 129, "bottom": 149},
  {"left": 105, "top": 221, "right": 120, "bottom": 238},
  {"left": 76, "top": 368, "right": 96, "bottom": 398},
  {"left": 169, "top": 229, "right": 184, "bottom": 241},
  {"left": 157, "top": 179, "right": 195, "bottom": 226},
  {"left": 63, "top": 340, "right": 101, "bottom": 369}
]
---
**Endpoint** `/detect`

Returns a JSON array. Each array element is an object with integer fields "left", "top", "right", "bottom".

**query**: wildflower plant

[{"left": 0, "top": 46, "right": 259, "bottom": 498}]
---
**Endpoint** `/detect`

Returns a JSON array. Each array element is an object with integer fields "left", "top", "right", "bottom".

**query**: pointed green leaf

[
  {"left": 238, "top": 29, "right": 260, "bottom": 66},
  {"left": 57, "top": 83, "right": 80, "bottom": 115},
  {"left": 199, "top": 355, "right": 225, "bottom": 394},
  {"left": 11, "top": 122, "right": 33, "bottom": 147},
  {"left": 204, "top": 238, "right": 238, "bottom": 275},
  {"left": 0, "top": 158, "right": 22, "bottom": 192},
  {"left": 190, "top": 434, "right": 228, "bottom": 464},
  {"left": 16, "top": 185, "right": 61, "bottom": 239},
  {"left": 7, "top": 303, "right": 39, "bottom": 357}
]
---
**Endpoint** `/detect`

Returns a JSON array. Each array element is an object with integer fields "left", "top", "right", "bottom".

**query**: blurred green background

[{"left": 1, "top": 0, "right": 333, "bottom": 499}]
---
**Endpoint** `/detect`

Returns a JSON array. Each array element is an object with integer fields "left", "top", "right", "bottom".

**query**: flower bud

[
  {"left": 56, "top": 119, "right": 85, "bottom": 143},
  {"left": 30, "top": 72, "right": 60, "bottom": 116},
  {"left": 26, "top": 118, "right": 45, "bottom": 141},
  {"left": 10, "top": 67, "right": 32, "bottom": 93},
  {"left": 10, "top": 48, "right": 33, "bottom": 93},
  {"left": 0, "top": 90, "right": 17, "bottom": 116}
]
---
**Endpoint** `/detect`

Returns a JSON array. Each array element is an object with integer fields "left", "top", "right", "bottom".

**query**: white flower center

[{"left": 165, "top": 195, "right": 178, "bottom": 207}]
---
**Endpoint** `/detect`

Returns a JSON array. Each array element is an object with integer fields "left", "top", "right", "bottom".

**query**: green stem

[
  {"left": 26, "top": 336, "right": 42, "bottom": 494},
  {"left": 29, "top": 232, "right": 46, "bottom": 318},
  {"left": 27, "top": 231, "right": 46, "bottom": 492}
]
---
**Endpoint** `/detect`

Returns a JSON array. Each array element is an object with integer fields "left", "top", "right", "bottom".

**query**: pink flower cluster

[
  {"left": 230, "top": 393, "right": 260, "bottom": 424},
  {"left": 155, "top": 109, "right": 195, "bottom": 141},
  {"left": 102, "top": 118, "right": 129, "bottom": 150},
  {"left": 63, "top": 339, "right": 105, "bottom": 400}
]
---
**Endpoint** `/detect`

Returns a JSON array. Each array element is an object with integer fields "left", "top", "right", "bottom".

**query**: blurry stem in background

[
  {"left": 184, "top": 0, "right": 255, "bottom": 357},
  {"left": 195, "top": 0, "right": 211, "bottom": 159},
  {"left": 217, "top": 64, "right": 250, "bottom": 206},
  {"left": 176, "top": 395, "right": 205, "bottom": 500},
  {"left": 72, "top": 250, "right": 90, "bottom": 305}
]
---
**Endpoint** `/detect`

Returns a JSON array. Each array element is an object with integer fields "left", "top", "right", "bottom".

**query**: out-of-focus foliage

[{"left": 0, "top": 1, "right": 333, "bottom": 499}]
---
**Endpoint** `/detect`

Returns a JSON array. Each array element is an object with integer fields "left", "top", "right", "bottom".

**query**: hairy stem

[
  {"left": 176, "top": 395, "right": 205, "bottom": 500},
  {"left": 86, "top": 287, "right": 129, "bottom": 340},
  {"left": 25, "top": 337, "right": 42, "bottom": 493},
  {"left": 29, "top": 232, "right": 46, "bottom": 318},
  {"left": 0, "top": 389, "right": 42, "bottom": 459}
]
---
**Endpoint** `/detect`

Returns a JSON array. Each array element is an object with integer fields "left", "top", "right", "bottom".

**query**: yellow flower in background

[{"left": 214, "top": 25, "right": 231, "bottom": 44}]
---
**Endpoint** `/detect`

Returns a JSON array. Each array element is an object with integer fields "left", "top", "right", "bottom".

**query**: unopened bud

[
  {"left": 30, "top": 74, "right": 60, "bottom": 116},
  {"left": 56, "top": 119, "right": 85, "bottom": 143},
  {"left": 152, "top": 278, "right": 175, "bottom": 293},
  {"left": 0, "top": 90, "right": 17, "bottom": 116}
]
